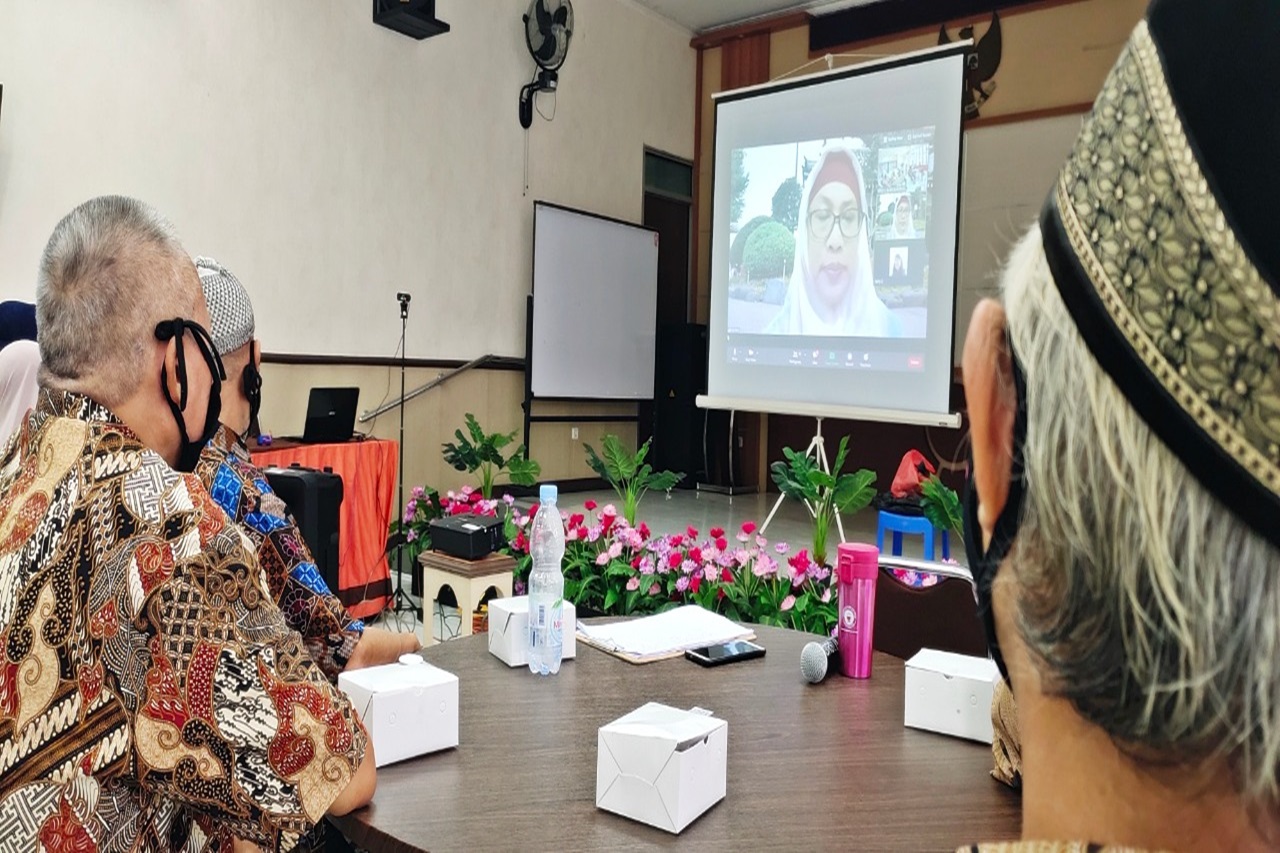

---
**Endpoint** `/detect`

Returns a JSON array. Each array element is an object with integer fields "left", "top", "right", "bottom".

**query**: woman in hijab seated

[
  {"left": 961, "top": 2, "right": 1280, "bottom": 850},
  {"left": 766, "top": 142, "right": 901, "bottom": 338},
  {"left": 0, "top": 339, "right": 40, "bottom": 446}
]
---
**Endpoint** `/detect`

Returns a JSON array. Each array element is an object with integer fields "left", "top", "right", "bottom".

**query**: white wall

[{"left": 0, "top": 0, "right": 695, "bottom": 360}]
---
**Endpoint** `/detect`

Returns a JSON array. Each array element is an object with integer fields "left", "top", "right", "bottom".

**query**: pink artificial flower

[
  {"left": 755, "top": 535, "right": 767, "bottom": 548},
  {"left": 715, "top": 537, "right": 728, "bottom": 551},
  {"left": 461, "top": 485, "right": 474, "bottom": 496},
  {"left": 566, "top": 528, "right": 579, "bottom": 542},
  {"left": 586, "top": 525, "right": 602, "bottom": 543},
  {"left": 514, "top": 579, "right": 526, "bottom": 595},
  {"left": 595, "top": 552, "right": 610, "bottom": 567},
  {"left": 626, "top": 577, "right": 640, "bottom": 592},
  {"left": 675, "top": 575, "right": 690, "bottom": 593},
  {"left": 754, "top": 555, "right": 778, "bottom": 578},
  {"left": 774, "top": 542, "right": 789, "bottom": 555},
  {"left": 735, "top": 549, "right": 751, "bottom": 567},
  {"left": 576, "top": 526, "right": 589, "bottom": 541},
  {"left": 667, "top": 552, "right": 682, "bottom": 569},
  {"left": 406, "top": 529, "right": 418, "bottom": 542},
  {"left": 503, "top": 493, "right": 516, "bottom": 506},
  {"left": 669, "top": 533, "right": 684, "bottom": 548},
  {"left": 689, "top": 572, "right": 702, "bottom": 594},
  {"left": 780, "top": 594, "right": 796, "bottom": 612},
  {"left": 411, "top": 486, "right": 425, "bottom": 499},
  {"left": 681, "top": 559, "right": 698, "bottom": 575},
  {"left": 686, "top": 525, "right": 699, "bottom": 540},
  {"left": 721, "top": 567, "right": 734, "bottom": 583},
  {"left": 703, "top": 565, "right": 717, "bottom": 582},
  {"left": 736, "top": 531, "right": 750, "bottom": 543},
  {"left": 602, "top": 504, "right": 618, "bottom": 518},
  {"left": 638, "top": 522, "right": 651, "bottom": 540},
  {"left": 688, "top": 546, "right": 703, "bottom": 565},
  {"left": 648, "top": 582, "right": 661, "bottom": 596},
  {"left": 741, "top": 521, "right": 757, "bottom": 535},
  {"left": 470, "top": 492, "right": 483, "bottom": 503},
  {"left": 821, "top": 587, "right": 832, "bottom": 603},
  {"left": 709, "top": 527, "right": 725, "bottom": 539},
  {"left": 608, "top": 541, "right": 624, "bottom": 560},
  {"left": 568, "top": 513, "right": 585, "bottom": 529},
  {"left": 584, "top": 499, "right": 598, "bottom": 511},
  {"left": 639, "top": 557, "right": 656, "bottom": 576}
]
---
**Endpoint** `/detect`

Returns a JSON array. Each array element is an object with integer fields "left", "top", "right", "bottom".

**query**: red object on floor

[{"left": 251, "top": 438, "right": 398, "bottom": 619}]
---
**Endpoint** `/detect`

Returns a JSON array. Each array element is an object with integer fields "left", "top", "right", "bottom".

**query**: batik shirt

[
  {"left": 195, "top": 425, "right": 365, "bottom": 684},
  {"left": 0, "top": 391, "right": 367, "bottom": 852}
]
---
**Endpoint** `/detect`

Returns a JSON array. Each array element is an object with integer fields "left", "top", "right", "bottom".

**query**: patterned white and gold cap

[
  {"left": 1039, "top": 0, "right": 1280, "bottom": 549},
  {"left": 195, "top": 256, "right": 255, "bottom": 357}
]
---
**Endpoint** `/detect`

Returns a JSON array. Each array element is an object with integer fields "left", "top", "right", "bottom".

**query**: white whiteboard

[
  {"left": 954, "top": 113, "right": 1083, "bottom": 361},
  {"left": 530, "top": 203, "right": 659, "bottom": 399}
]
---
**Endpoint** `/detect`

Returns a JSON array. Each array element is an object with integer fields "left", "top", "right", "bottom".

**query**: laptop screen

[{"left": 302, "top": 387, "right": 359, "bottom": 444}]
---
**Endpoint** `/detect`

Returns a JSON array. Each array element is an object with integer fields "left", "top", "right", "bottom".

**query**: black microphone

[{"left": 800, "top": 636, "right": 839, "bottom": 684}]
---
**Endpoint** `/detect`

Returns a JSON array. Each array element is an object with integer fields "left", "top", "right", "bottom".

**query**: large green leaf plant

[{"left": 770, "top": 435, "right": 876, "bottom": 567}]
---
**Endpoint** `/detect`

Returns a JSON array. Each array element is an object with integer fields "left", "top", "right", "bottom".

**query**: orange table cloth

[{"left": 250, "top": 438, "right": 398, "bottom": 619}]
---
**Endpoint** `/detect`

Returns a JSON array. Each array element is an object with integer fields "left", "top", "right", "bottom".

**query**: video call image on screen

[{"left": 725, "top": 128, "right": 935, "bottom": 342}]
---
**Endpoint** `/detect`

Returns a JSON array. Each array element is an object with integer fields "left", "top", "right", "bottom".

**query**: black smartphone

[{"left": 685, "top": 639, "right": 766, "bottom": 667}]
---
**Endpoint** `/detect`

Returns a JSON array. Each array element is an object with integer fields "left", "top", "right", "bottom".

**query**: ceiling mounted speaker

[{"left": 373, "top": 0, "right": 451, "bottom": 40}]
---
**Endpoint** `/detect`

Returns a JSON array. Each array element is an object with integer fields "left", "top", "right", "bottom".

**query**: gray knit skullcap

[{"left": 195, "top": 256, "right": 255, "bottom": 356}]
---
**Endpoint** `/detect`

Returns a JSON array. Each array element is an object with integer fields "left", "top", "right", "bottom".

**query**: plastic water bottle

[{"left": 527, "top": 483, "right": 565, "bottom": 675}]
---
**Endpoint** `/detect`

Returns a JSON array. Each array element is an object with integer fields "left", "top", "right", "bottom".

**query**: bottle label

[{"left": 841, "top": 605, "right": 856, "bottom": 630}]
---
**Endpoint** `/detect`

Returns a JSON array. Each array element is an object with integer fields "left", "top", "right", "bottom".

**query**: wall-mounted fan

[{"left": 518, "top": 0, "right": 573, "bottom": 129}]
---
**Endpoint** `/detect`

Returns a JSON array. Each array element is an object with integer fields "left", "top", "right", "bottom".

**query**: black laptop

[{"left": 301, "top": 387, "right": 359, "bottom": 444}]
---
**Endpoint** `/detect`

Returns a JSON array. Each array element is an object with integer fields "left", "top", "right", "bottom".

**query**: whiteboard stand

[
  {"left": 759, "top": 416, "right": 846, "bottom": 545},
  {"left": 696, "top": 409, "right": 752, "bottom": 500}
]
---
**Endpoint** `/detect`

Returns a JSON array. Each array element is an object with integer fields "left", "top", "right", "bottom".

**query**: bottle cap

[
  {"left": 539, "top": 483, "right": 558, "bottom": 503},
  {"left": 836, "top": 542, "right": 879, "bottom": 583}
]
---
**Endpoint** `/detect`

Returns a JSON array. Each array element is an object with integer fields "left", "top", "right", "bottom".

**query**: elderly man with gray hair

[
  {"left": 0, "top": 196, "right": 375, "bottom": 851},
  {"left": 961, "top": 1, "right": 1280, "bottom": 851}
]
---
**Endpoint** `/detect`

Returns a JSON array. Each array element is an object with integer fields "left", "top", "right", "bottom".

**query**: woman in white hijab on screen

[
  {"left": 889, "top": 193, "right": 919, "bottom": 239},
  {"left": 0, "top": 339, "right": 40, "bottom": 446},
  {"left": 767, "top": 143, "right": 901, "bottom": 337}
]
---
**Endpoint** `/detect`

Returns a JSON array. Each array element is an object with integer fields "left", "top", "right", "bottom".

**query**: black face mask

[
  {"left": 961, "top": 333, "right": 1028, "bottom": 685},
  {"left": 155, "top": 318, "right": 226, "bottom": 472},
  {"left": 243, "top": 340, "right": 262, "bottom": 437}
]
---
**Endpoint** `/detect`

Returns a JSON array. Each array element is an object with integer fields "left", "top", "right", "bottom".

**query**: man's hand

[{"left": 346, "top": 626, "right": 422, "bottom": 671}]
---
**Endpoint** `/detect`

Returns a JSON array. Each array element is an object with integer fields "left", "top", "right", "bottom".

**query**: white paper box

[
  {"left": 596, "top": 702, "right": 727, "bottom": 834},
  {"left": 338, "top": 657, "right": 459, "bottom": 766},
  {"left": 904, "top": 649, "right": 999, "bottom": 744},
  {"left": 487, "top": 596, "right": 576, "bottom": 667}
]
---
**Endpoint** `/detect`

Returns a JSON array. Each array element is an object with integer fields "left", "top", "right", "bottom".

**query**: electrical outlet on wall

[{"left": 571, "top": 427, "right": 579, "bottom": 440}]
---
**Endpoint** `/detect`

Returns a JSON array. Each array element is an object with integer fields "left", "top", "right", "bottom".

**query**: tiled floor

[{"left": 364, "top": 487, "right": 938, "bottom": 642}]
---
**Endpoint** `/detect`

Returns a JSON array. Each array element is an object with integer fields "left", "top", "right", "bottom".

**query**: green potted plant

[
  {"left": 769, "top": 436, "right": 876, "bottom": 567},
  {"left": 920, "top": 474, "right": 963, "bottom": 540},
  {"left": 441, "top": 413, "right": 541, "bottom": 499},
  {"left": 583, "top": 434, "right": 684, "bottom": 525}
]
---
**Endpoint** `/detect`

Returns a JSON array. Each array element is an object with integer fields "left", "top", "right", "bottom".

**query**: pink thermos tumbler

[{"left": 835, "top": 542, "right": 879, "bottom": 678}]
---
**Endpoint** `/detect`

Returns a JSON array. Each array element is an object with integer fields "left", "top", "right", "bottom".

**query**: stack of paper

[{"left": 577, "top": 606, "right": 753, "bottom": 662}]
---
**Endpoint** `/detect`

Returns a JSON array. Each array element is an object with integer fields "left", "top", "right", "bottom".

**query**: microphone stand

[{"left": 390, "top": 292, "right": 413, "bottom": 622}]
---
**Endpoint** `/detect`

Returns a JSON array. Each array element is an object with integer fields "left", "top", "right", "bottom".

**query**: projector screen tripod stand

[{"left": 758, "top": 416, "right": 847, "bottom": 545}]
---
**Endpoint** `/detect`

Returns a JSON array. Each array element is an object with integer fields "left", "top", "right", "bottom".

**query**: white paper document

[{"left": 577, "top": 606, "right": 752, "bottom": 658}]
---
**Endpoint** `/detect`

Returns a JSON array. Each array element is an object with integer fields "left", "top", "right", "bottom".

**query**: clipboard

[{"left": 575, "top": 607, "right": 756, "bottom": 665}]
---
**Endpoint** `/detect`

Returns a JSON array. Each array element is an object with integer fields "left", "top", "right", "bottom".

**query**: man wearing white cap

[{"left": 193, "top": 257, "right": 419, "bottom": 683}]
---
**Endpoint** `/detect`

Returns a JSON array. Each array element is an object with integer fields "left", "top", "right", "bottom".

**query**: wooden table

[{"left": 331, "top": 625, "right": 1021, "bottom": 851}]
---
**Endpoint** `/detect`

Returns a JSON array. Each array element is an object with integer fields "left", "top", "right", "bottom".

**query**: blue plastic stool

[{"left": 876, "top": 510, "right": 950, "bottom": 560}]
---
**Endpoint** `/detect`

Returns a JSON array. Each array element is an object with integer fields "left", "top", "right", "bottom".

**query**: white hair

[
  {"left": 36, "top": 196, "right": 196, "bottom": 407},
  {"left": 1001, "top": 225, "right": 1280, "bottom": 808}
]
